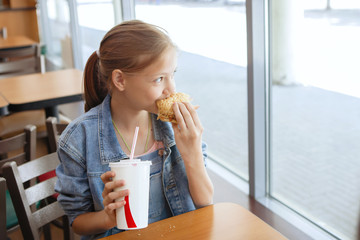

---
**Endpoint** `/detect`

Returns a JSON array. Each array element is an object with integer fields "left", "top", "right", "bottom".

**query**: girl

[{"left": 55, "top": 20, "right": 213, "bottom": 239}]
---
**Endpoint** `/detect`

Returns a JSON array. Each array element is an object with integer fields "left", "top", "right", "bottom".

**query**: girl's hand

[
  {"left": 172, "top": 102, "right": 204, "bottom": 162},
  {"left": 101, "top": 171, "right": 129, "bottom": 229},
  {"left": 172, "top": 102, "right": 214, "bottom": 207}
]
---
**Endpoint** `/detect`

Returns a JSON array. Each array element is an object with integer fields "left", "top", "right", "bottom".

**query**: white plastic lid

[{"left": 109, "top": 159, "right": 152, "bottom": 167}]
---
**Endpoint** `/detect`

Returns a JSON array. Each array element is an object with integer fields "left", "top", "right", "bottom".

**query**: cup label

[{"left": 124, "top": 195, "right": 137, "bottom": 228}]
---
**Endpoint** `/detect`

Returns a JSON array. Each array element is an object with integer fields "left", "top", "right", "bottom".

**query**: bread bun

[{"left": 156, "top": 92, "right": 190, "bottom": 123}]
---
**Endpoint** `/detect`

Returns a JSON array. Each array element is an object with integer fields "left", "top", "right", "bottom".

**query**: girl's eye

[
  {"left": 155, "top": 77, "right": 163, "bottom": 83},
  {"left": 172, "top": 70, "right": 177, "bottom": 78}
]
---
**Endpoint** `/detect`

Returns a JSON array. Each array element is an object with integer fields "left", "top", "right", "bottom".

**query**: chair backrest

[
  {"left": 0, "top": 125, "right": 36, "bottom": 238},
  {"left": 0, "top": 177, "right": 6, "bottom": 240},
  {"left": 2, "top": 153, "right": 71, "bottom": 240},
  {"left": 0, "top": 44, "right": 42, "bottom": 79},
  {"left": 46, "top": 117, "right": 68, "bottom": 153},
  {"left": 0, "top": 124, "right": 37, "bottom": 176}
]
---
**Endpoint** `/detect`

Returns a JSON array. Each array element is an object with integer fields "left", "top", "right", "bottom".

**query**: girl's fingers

[
  {"left": 101, "top": 173, "right": 130, "bottom": 222},
  {"left": 106, "top": 200, "right": 127, "bottom": 212},
  {"left": 107, "top": 189, "right": 129, "bottom": 201},
  {"left": 183, "top": 102, "right": 202, "bottom": 127},
  {"left": 173, "top": 102, "right": 199, "bottom": 123},
  {"left": 101, "top": 171, "right": 115, "bottom": 197},
  {"left": 101, "top": 171, "right": 115, "bottom": 183},
  {"left": 172, "top": 102, "right": 203, "bottom": 134},
  {"left": 105, "top": 189, "right": 129, "bottom": 207},
  {"left": 102, "top": 179, "right": 126, "bottom": 199},
  {"left": 103, "top": 185, "right": 129, "bottom": 207},
  {"left": 173, "top": 102, "right": 186, "bottom": 129},
  {"left": 176, "top": 102, "right": 198, "bottom": 132},
  {"left": 105, "top": 188, "right": 128, "bottom": 205},
  {"left": 178, "top": 102, "right": 193, "bottom": 124}
]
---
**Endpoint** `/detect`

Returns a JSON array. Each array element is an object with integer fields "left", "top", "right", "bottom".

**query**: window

[
  {"left": 269, "top": 1, "right": 360, "bottom": 239},
  {"left": 38, "top": 0, "right": 72, "bottom": 68},
  {"left": 38, "top": 0, "right": 120, "bottom": 69},
  {"left": 76, "top": 0, "right": 120, "bottom": 68},
  {"left": 135, "top": 0, "right": 249, "bottom": 180}
]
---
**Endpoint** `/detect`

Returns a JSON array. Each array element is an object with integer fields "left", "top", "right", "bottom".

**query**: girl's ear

[{"left": 112, "top": 69, "right": 126, "bottom": 91}]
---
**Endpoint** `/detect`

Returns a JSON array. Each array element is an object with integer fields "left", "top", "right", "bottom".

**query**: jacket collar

[{"left": 152, "top": 113, "right": 176, "bottom": 149}]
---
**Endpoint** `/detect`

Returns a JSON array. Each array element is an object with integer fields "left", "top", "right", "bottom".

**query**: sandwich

[{"left": 156, "top": 92, "right": 191, "bottom": 123}]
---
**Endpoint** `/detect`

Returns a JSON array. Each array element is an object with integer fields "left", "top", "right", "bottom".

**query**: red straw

[{"left": 129, "top": 126, "right": 139, "bottom": 160}]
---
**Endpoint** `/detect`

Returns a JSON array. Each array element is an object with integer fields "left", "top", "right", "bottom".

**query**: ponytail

[{"left": 83, "top": 51, "right": 108, "bottom": 112}]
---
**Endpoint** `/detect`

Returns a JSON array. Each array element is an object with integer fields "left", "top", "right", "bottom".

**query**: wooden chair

[
  {"left": 46, "top": 116, "right": 68, "bottom": 153},
  {"left": 2, "top": 152, "right": 73, "bottom": 240},
  {"left": 0, "top": 44, "right": 42, "bottom": 79},
  {"left": 0, "top": 124, "right": 37, "bottom": 239},
  {"left": 0, "top": 110, "right": 47, "bottom": 139},
  {"left": 37, "top": 117, "right": 69, "bottom": 186},
  {"left": 0, "top": 177, "right": 7, "bottom": 240},
  {"left": 42, "top": 117, "right": 72, "bottom": 236}
]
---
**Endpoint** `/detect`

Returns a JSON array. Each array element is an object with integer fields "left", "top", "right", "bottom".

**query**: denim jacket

[{"left": 55, "top": 95, "right": 207, "bottom": 240}]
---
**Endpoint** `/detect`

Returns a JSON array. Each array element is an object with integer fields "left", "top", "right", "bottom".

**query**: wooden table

[
  {"left": 0, "top": 36, "right": 37, "bottom": 49},
  {"left": 101, "top": 202, "right": 287, "bottom": 240},
  {"left": 0, "top": 69, "right": 83, "bottom": 118}
]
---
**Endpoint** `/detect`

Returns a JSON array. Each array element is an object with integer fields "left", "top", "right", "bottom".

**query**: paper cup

[{"left": 109, "top": 160, "right": 152, "bottom": 230}]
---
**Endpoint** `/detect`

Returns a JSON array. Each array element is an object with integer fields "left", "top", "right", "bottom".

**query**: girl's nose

[{"left": 163, "top": 78, "right": 176, "bottom": 96}]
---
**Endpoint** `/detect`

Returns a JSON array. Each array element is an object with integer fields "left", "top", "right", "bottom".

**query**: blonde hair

[{"left": 83, "top": 20, "right": 176, "bottom": 112}]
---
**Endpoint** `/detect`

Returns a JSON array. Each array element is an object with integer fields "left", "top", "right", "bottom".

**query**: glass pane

[
  {"left": 39, "top": 0, "right": 116, "bottom": 69},
  {"left": 76, "top": 0, "right": 115, "bottom": 68},
  {"left": 41, "top": 0, "right": 71, "bottom": 68},
  {"left": 135, "top": 0, "right": 248, "bottom": 179},
  {"left": 270, "top": 1, "right": 360, "bottom": 239}
]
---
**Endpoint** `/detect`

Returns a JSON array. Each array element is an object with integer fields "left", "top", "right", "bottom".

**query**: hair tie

[{"left": 96, "top": 49, "right": 100, "bottom": 58}]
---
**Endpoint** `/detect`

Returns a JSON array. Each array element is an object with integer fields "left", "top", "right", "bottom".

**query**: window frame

[{"left": 246, "top": 0, "right": 269, "bottom": 199}]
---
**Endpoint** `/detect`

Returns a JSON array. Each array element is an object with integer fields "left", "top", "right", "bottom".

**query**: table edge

[{"left": 7, "top": 94, "right": 83, "bottom": 112}]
